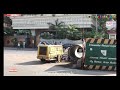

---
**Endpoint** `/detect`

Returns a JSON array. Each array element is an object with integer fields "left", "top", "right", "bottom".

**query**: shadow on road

[
  {"left": 16, "top": 60, "right": 56, "bottom": 65},
  {"left": 45, "top": 64, "right": 116, "bottom": 76},
  {"left": 16, "top": 60, "right": 44, "bottom": 65}
]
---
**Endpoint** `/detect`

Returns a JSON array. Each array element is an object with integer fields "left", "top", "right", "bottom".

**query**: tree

[
  {"left": 89, "top": 14, "right": 114, "bottom": 39},
  {"left": 66, "top": 24, "right": 82, "bottom": 40},
  {"left": 4, "top": 16, "right": 12, "bottom": 25},
  {"left": 47, "top": 19, "right": 66, "bottom": 39},
  {"left": 4, "top": 16, "right": 13, "bottom": 35}
]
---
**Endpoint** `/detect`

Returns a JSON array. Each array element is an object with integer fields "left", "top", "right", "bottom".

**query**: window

[{"left": 39, "top": 47, "right": 47, "bottom": 55}]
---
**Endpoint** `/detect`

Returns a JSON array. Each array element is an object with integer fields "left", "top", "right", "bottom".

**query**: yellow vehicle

[{"left": 37, "top": 45, "right": 64, "bottom": 62}]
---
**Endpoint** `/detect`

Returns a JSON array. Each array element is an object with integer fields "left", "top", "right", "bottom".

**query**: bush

[{"left": 67, "top": 31, "right": 82, "bottom": 40}]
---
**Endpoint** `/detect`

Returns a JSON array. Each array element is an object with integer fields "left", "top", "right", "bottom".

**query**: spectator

[
  {"left": 17, "top": 41, "right": 20, "bottom": 49},
  {"left": 55, "top": 42, "right": 57, "bottom": 45},
  {"left": 20, "top": 41, "right": 23, "bottom": 49},
  {"left": 60, "top": 41, "right": 62, "bottom": 45},
  {"left": 23, "top": 41, "right": 25, "bottom": 48},
  {"left": 32, "top": 39, "right": 34, "bottom": 48}
]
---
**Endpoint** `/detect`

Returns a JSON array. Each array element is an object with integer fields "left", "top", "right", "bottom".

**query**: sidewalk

[{"left": 4, "top": 47, "right": 38, "bottom": 51}]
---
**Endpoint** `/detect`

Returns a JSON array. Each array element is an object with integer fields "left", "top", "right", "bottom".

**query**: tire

[{"left": 41, "top": 59, "right": 46, "bottom": 63}]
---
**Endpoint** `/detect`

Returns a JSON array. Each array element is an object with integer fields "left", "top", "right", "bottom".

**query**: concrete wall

[
  {"left": 4, "top": 35, "right": 33, "bottom": 47},
  {"left": 4, "top": 36, "right": 14, "bottom": 47}
]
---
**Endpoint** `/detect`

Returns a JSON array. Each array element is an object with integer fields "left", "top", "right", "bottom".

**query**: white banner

[
  {"left": 106, "top": 21, "right": 113, "bottom": 26},
  {"left": 31, "top": 30, "right": 35, "bottom": 36},
  {"left": 106, "top": 21, "right": 116, "bottom": 30}
]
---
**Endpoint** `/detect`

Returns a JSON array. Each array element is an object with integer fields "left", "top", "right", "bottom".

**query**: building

[
  {"left": 10, "top": 14, "right": 98, "bottom": 47},
  {"left": 106, "top": 21, "right": 116, "bottom": 39}
]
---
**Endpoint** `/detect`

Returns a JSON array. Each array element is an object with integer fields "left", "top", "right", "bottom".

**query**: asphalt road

[{"left": 4, "top": 48, "right": 116, "bottom": 76}]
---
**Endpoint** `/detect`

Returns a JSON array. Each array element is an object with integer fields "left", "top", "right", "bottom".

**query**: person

[
  {"left": 60, "top": 41, "right": 62, "bottom": 45},
  {"left": 55, "top": 42, "right": 57, "bottom": 45},
  {"left": 17, "top": 41, "right": 20, "bottom": 49},
  {"left": 32, "top": 39, "right": 34, "bottom": 48},
  {"left": 23, "top": 41, "right": 25, "bottom": 48},
  {"left": 20, "top": 41, "right": 23, "bottom": 49}
]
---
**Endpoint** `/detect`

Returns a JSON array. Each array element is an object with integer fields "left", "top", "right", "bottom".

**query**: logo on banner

[{"left": 101, "top": 50, "right": 107, "bottom": 56}]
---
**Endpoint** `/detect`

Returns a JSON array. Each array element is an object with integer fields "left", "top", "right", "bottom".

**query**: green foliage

[
  {"left": 47, "top": 19, "right": 66, "bottom": 39},
  {"left": 84, "top": 32, "right": 94, "bottom": 38},
  {"left": 40, "top": 32, "right": 53, "bottom": 39},
  {"left": 90, "top": 15, "right": 111, "bottom": 39},
  {"left": 15, "top": 30, "right": 31, "bottom": 35},
  {"left": 4, "top": 16, "right": 12, "bottom": 25},
  {"left": 4, "top": 16, "right": 13, "bottom": 36},
  {"left": 66, "top": 25, "right": 82, "bottom": 40},
  {"left": 47, "top": 19, "right": 82, "bottom": 40},
  {"left": 83, "top": 26, "right": 109, "bottom": 39},
  {"left": 4, "top": 28, "right": 14, "bottom": 36}
]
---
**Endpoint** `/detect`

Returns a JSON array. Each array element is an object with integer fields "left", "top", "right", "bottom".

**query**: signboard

[
  {"left": 106, "top": 21, "right": 116, "bottom": 30},
  {"left": 85, "top": 39, "right": 116, "bottom": 66}
]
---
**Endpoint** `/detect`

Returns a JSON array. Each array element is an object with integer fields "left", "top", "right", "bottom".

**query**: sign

[
  {"left": 85, "top": 39, "right": 116, "bottom": 66},
  {"left": 106, "top": 21, "right": 113, "bottom": 26},
  {"left": 101, "top": 50, "right": 107, "bottom": 56},
  {"left": 106, "top": 21, "right": 116, "bottom": 30}
]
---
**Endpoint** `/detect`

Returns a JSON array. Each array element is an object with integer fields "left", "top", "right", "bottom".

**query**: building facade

[
  {"left": 11, "top": 14, "right": 98, "bottom": 47},
  {"left": 106, "top": 21, "right": 116, "bottom": 39}
]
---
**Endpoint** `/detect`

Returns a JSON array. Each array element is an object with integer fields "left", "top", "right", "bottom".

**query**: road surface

[{"left": 4, "top": 48, "right": 116, "bottom": 76}]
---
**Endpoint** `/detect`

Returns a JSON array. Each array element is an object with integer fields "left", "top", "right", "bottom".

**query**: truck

[{"left": 37, "top": 44, "right": 64, "bottom": 62}]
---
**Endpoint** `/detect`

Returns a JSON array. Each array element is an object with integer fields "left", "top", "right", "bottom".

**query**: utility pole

[
  {"left": 96, "top": 14, "right": 98, "bottom": 33},
  {"left": 82, "top": 14, "right": 84, "bottom": 39}
]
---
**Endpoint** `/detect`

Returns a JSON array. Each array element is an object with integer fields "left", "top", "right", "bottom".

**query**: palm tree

[
  {"left": 67, "top": 24, "right": 78, "bottom": 32},
  {"left": 66, "top": 24, "right": 81, "bottom": 40},
  {"left": 47, "top": 19, "right": 65, "bottom": 38}
]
